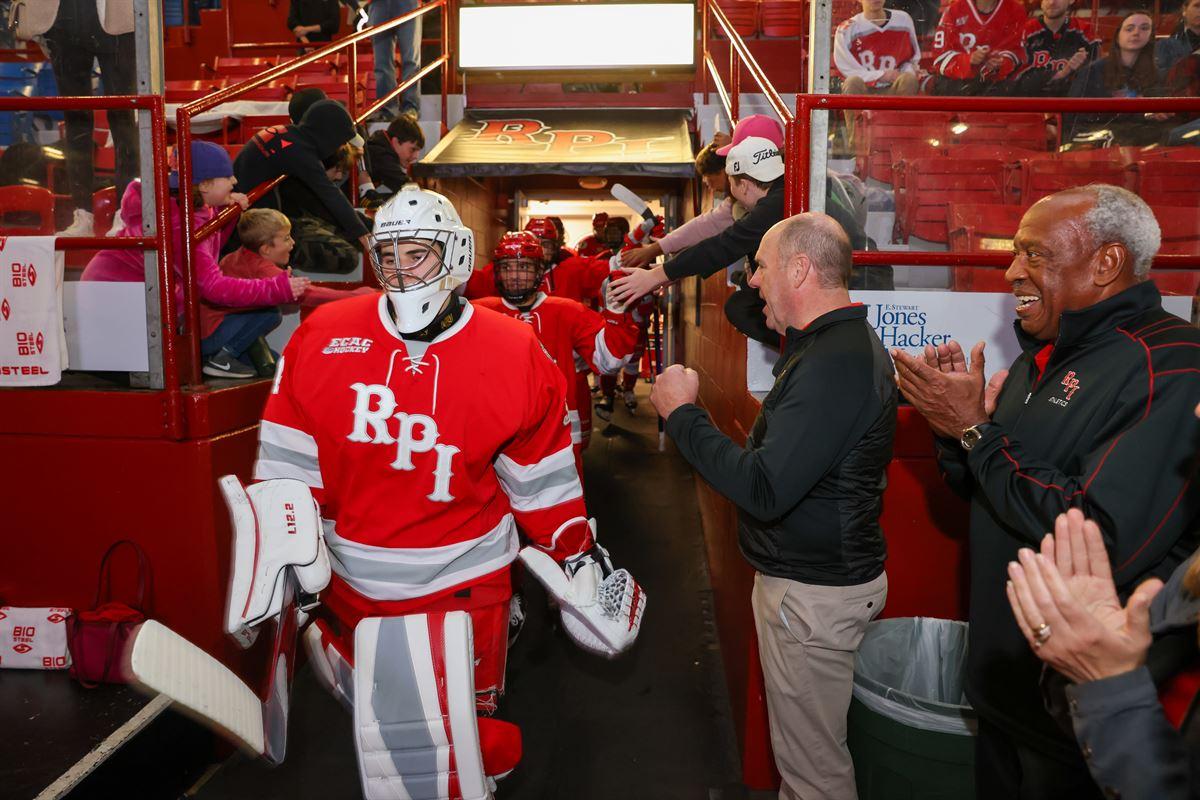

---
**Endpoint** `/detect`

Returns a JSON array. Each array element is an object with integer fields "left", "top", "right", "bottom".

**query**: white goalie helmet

[{"left": 369, "top": 185, "right": 475, "bottom": 333}]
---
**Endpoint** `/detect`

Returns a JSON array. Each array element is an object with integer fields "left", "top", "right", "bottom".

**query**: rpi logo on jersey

[
  {"left": 347, "top": 382, "right": 460, "bottom": 502},
  {"left": 1, "top": 299, "right": 9, "bottom": 321},
  {"left": 11, "top": 262, "right": 35, "bottom": 288}
]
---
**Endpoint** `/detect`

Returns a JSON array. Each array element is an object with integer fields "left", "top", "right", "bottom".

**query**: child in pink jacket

[{"left": 83, "top": 141, "right": 308, "bottom": 379}]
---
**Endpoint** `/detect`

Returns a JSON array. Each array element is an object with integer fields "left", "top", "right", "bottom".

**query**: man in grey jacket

[{"left": 652, "top": 213, "right": 896, "bottom": 800}]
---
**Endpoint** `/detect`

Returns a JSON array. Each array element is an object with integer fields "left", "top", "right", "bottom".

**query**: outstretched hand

[{"left": 609, "top": 265, "right": 668, "bottom": 307}]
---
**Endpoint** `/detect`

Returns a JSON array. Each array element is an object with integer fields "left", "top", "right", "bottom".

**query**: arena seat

[
  {"left": 950, "top": 112, "right": 1051, "bottom": 150},
  {"left": 165, "top": 79, "right": 227, "bottom": 102},
  {"left": 0, "top": 185, "right": 55, "bottom": 234},
  {"left": 1155, "top": 205, "right": 1200, "bottom": 257},
  {"left": 1012, "top": 157, "right": 1132, "bottom": 204},
  {"left": 235, "top": 114, "right": 292, "bottom": 142},
  {"left": 947, "top": 203, "right": 1027, "bottom": 253},
  {"left": 1058, "top": 146, "right": 1143, "bottom": 166},
  {"left": 211, "top": 56, "right": 279, "bottom": 78},
  {"left": 1138, "top": 160, "right": 1200, "bottom": 207},
  {"left": 92, "top": 186, "right": 118, "bottom": 237},
  {"left": 887, "top": 141, "right": 943, "bottom": 193},
  {"left": 895, "top": 157, "right": 1006, "bottom": 243},
  {"left": 855, "top": 110, "right": 951, "bottom": 183},
  {"left": 714, "top": 0, "right": 760, "bottom": 38},
  {"left": 760, "top": 0, "right": 803, "bottom": 38}
]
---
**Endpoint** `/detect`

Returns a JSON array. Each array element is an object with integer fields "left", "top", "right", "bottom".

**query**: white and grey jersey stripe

[
  {"left": 494, "top": 445, "right": 583, "bottom": 512},
  {"left": 592, "top": 330, "right": 632, "bottom": 375},
  {"left": 323, "top": 515, "right": 518, "bottom": 601},
  {"left": 254, "top": 420, "right": 324, "bottom": 488}
]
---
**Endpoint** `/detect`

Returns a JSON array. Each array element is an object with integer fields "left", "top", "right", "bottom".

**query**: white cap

[{"left": 724, "top": 136, "right": 784, "bottom": 182}]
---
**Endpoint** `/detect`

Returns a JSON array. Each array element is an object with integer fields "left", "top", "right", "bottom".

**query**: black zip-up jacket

[
  {"left": 233, "top": 100, "right": 369, "bottom": 241},
  {"left": 935, "top": 281, "right": 1200, "bottom": 758},
  {"left": 664, "top": 179, "right": 784, "bottom": 282},
  {"left": 667, "top": 304, "right": 896, "bottom": 585}
]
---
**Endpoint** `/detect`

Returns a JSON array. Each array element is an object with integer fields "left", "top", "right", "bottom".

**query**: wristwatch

[{"left": 960, "top": 422, "right": 996, "bottom": 451}]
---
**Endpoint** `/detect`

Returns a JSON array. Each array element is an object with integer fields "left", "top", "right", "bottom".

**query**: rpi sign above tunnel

[{"left": 414, "top": 110, "right": 696, "bottom": 178}]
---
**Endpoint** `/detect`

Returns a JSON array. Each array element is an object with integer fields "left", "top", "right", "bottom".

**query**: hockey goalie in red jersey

[
  {"left": 473, "top": 231, "right": 642, "bottom": 475},
  {"left": 244, "top": 186, "right": 645, "bottom": 798}
]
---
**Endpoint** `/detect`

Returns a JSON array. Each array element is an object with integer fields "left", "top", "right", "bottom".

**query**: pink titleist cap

[{"left": 715, "top": 114, "right": 785, "bottom": 156}]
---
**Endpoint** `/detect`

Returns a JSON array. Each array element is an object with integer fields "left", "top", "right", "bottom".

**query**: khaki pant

[{"left": 751, "top": 571, "right": 888, "bottom": 800}]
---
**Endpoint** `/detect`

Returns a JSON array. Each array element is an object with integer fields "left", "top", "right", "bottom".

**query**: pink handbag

[{"left": 67, "top": 540, "right": 151, "bottom": 687}]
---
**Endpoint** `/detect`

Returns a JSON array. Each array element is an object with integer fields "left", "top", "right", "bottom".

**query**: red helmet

[
  {"left": 524, "top": 217, "right": 558, "bottom": 244},
  {"left": 592, "top": 211, "right": 609, "bottom": 231},
  {"left": 493, "top": 231, "right": 545, "bottom": 302},
  {"left": 492, "top": 230, "right": 543, "bottom": 263}
]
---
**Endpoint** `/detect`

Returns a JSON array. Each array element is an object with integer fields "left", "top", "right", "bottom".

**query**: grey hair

[
  {"left": 776, "top": 212, "right": 852, "bottom": 288},
  {"left": 1073, "top": 184, "right": 1161, "bottom": 278}
]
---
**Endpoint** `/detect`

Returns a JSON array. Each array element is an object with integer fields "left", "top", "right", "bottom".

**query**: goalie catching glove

[{"left": 518, "top": 520, "right": 646, "bottom": 658}]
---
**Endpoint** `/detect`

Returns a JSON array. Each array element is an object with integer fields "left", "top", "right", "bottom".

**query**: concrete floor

[{"left": 192, "top": 384, "right": 767, "bottom": 800}]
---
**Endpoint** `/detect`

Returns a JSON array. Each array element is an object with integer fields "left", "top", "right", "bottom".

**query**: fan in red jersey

[
  {"left": 250, "top": 186, "right": 644, "bottom": 799},
  {"left": 930, "top": 0, "right": 1028, "bottom": 95},
  {"left": 835, "top": 0, "right": 922, "bottom": 97},
  {"left": 474, "top": 230, "right": 642, "bottom": 475}
]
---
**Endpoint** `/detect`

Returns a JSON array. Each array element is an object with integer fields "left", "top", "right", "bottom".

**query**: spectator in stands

[
  {"left": 368, "top": 0, "right": 421, "bottom": 121},
  {"left": 894, "top": 185, "right": 1200, "bottom": 799},
  {"left": 929, "top": 0, "right": 1026, "bottom": 95},
  {"left": 1157, "top": 0, "right": 1200, "bottom": 72},
  {"left": 609, "top": 116, "right": 786, "bottom": 305},
  {"left": 365, "top": 114, "right": 423, "bottom": 194},
  {"left": 1007, "top": 508, "right": 1200, "bottom": 800},
  {"left": 620, "top": 141, "right": 733, "bottom": 272},
  {"left": 206, "top": 209, "right": 375, "bottom": 375},
  {"left": 1067, "top": 13, "right": 1169, "bottom": 145},
  {"left": 45, "top": 0, "right": 139, "bottom": 237},
  {"left": 280, "top": 143, "right": 364, "bottom": 274},
  {"left": 1007, "top": 0, "right": 1100, "bottom": 96},
  {"left": 288, "top": 0, "right": 341, "bottom": 45},
  {"left": 836, "top": 0, "right": 921, "bottom": 143},
  {"left": 653, "top": 212, "right": 895, "bottom": 800},
  {"left": 233, "top": 99, "right": 370, "bottom": 258},
  {"left": 82, "top": 142, "right": 308, "bottom": 379},
  {"left": 1165, "top": 50, "right": 1200, "bottom": 144}
]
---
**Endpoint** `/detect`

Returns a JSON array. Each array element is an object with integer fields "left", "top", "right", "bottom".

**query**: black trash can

[{"left": 848, "top": 617, "right": 977, "bottom": 800}]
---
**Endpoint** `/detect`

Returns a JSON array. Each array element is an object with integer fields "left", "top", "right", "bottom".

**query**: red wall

[{"left": 678, "top": 270, "right": 970, "bottom": 789}]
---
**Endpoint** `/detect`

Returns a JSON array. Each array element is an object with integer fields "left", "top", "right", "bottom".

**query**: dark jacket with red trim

[
  {"left": 936, "top": 280, "right": 1200, "bottom": 758},
  {"left": 667, "top": 304, "right": 896, "bottom": 585}
]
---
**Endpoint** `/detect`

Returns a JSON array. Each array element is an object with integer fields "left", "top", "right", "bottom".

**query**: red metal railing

[
  {"left": 0, "top": 94, "right": 184, "bottom": 433},
  {"left": 176, "top": 0, "right": 453, "bottom": 384}
]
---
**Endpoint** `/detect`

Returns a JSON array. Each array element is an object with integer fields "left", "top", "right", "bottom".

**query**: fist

[{"left": 650, "top": 363, "right": 700, "bottom": 420}]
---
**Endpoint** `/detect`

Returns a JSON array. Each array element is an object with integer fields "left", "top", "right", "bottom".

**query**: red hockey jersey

[
  {"left": 462, "top": 253, "right": 611, "bottom": 304},
  {"left": 931, "top": 0, "right": 1026, "bottom": 81},
  {"left": 473, "top": 293, "right": 640, "bottom": 448},
  {"left": 254, "top": 294, "right": 593, "bottom": 612},
  {"left": 575, "top": 234, "right": 607, "bottom": 259},
  {"left": 834, "top": 11, "right": 922, "bottom": 86}
]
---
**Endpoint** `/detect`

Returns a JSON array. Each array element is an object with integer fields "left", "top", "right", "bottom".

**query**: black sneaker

[
  {"left": 246, "top": 337, "right": 277, "bottom": 378},
  {"left": 595, "top": 394, "right": 614, "bottom": 421},
  {"left": 623, "top": 389, "right": 638, "bottom": 412},
  {"left": 203, "top": 348, "right": 255, "bottom": 379}
]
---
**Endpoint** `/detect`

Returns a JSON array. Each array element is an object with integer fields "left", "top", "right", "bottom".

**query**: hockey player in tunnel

[
  {"left": 596, "top": 216, "right": 657, "bottom": 420},
  {"left": 575, "top": 211, "right": 610, "bottom": 259},
  {"left": 252, "top": 185, "right": 645, "bottom": 799},
  {"left": 473, "top": 230, "right": 642, "bottom": 477},
  {"left": 463, "top": 217, "right": 610, "bottom": 304},
  {"left": 547, "top": 215, "right": 575, "bottom": 258},
  {"left": 1008, "top": 0, "right": 1099, "bottom": 96},
  {"left": 929, "top": 0, "right": 1027, "bottom": 95}
]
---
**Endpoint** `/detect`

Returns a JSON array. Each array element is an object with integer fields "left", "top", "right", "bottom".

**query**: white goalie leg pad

[
  {"left": 353, "top": 613, "right": 491, "bottom": 800},
  {"left": 519, "top": 526, "right": 646, "bottom": 659},
  {"left": 222, "top": 475, "right": 331, "bottom": 648}
]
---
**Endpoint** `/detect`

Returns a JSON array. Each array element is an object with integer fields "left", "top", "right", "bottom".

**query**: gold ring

[{"left": 1033, "top": 623, "right": 1052, "bottom": 644}]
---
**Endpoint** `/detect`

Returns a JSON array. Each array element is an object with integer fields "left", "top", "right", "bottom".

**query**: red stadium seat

[
  {"left": 1012, "top": 157, "right": 1133, "bottom": 204},
  {"left": 1058, "top": 146, "right": 1143, "bottom": 167},
  {"left": 950, "top": 112, "right": 1051, "bottom": 150},
  {"left": 165, "top": 79, "right": 226, "bottom": 102},
  {"left": 947, "top": 203, "right": 1028, "bottom": 252},
  {"left": 1154, "top": 205, "right": 1200, "bottom": 257},
  {"left": 760, "top": 0, "right": 803, "bottom": 38},
  {"left": 888, "top": 142, "right": 944, "bottom": 195},
  {"left": 896, "top": 158, "right": 1006, "bottom": 243},
  {"left": 855, "top": 110, "right": 951, "bottom": 183},
  {"left": 0, "top": 186, "right": 55, "bottom": 234},
  {"left": 714, "top": 0, "right": 760, "bottom": 38},
  {"left": 235, "top": 114, "right": 292, "bottom": 142},
  {"left": 1138, "top": 160, "right": 1200, "bottom": 207},
  {"left": 211, "top": 56, "right": 279, "bottom": 78},
  {"left": 92, "top": 186, "right": 117, "bottom": 237},
  {"left": 948, "top": 144, "right": 1043, "bottom": 163}
]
